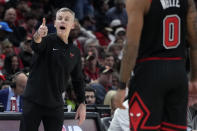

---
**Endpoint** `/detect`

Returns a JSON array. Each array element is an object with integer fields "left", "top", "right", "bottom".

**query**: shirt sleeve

[
  {"left": 31, "top": 37, "right": 47, "bottom": 54},
  {"left": 70, "top": 48, "right": 85, "bottom": 104}
]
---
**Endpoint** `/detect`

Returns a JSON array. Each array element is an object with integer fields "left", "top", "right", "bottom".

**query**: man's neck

[{"left": 57, "top": 33, "right": 69, "bottom": 44}]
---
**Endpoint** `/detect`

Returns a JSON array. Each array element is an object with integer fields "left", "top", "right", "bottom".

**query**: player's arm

[
  {"left": 115, "top": 0, "right": 151, "bottom": 109},
  {"left": 187, "top": 0, "right": 197, "bottom": 81},
  {"left": 119, "top": 0, "right": 150, "bottom": 85}
]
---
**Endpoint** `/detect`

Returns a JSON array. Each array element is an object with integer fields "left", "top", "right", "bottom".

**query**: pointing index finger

[{"left": 42, "top": 18, "right": 46, "bottom": 26}]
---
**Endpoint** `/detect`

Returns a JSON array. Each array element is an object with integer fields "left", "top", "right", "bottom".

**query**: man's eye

[{"left": 58, "top": 17, "right": 62, "bottom": 20}]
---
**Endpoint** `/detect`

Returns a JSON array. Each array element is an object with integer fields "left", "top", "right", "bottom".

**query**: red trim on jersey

[
  {"left": 160, "top": 127, "right": 177, "bottom": 131},
  {"left": 137, "top": 57, "right": 183, "bottom": 63},
  {"left": 149, "top": 0, "right": 152, "bottom": 3},
  {"left": 161, "top": 122, "right": 187, "bottom": 130}
]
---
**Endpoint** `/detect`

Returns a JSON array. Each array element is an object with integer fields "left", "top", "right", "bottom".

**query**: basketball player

[{"left": 115, "top": 0, "right": 197, "bottom": 130}]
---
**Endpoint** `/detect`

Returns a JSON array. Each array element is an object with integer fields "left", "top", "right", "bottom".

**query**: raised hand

[{"left": 37, "top": 18, "right": 48, "bottom": 37}]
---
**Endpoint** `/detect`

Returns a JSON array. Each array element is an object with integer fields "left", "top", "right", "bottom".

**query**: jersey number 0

[{"left": 163, "top": 15, "right": 180, "bottom": 49}]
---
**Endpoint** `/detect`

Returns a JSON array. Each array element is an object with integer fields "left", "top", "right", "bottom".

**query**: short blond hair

[
  {"left": 56, "top": 7, "right": 75, "bottom": 19},
  {"left": 104, "top": 90, "right": 117, "bottom": 107}
]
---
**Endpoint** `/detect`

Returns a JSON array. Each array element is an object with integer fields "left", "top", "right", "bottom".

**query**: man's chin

[{"left": 57, "top": 30, "right": 66, "bottom": 35}]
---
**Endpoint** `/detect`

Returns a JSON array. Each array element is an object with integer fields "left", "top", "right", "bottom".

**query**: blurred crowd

[
  {"left": 0, "top": 0, "right": 127, "bottom": 117},
  {"left": 0, "top": 0, "right": 197, "bottom": 131}
]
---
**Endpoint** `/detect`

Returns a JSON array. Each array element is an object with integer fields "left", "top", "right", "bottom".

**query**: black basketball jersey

[{"left": 137, "top": 0, "right": 188, "bottom": 60}]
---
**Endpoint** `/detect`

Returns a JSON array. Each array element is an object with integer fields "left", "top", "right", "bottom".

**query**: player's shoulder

[
  {"left": 127, "top": 0, "right": 150, "bottom": 5},
  {"left": 127, "top": 0, "right": 151, "bottom": 13}
]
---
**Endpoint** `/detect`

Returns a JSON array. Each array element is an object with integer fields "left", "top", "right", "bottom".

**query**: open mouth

[{"left": 60, "top": 26, "right": 66, "bottom": 30}]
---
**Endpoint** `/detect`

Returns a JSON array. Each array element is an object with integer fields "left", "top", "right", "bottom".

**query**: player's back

[{"left": 137, "top": 0, "right": 188, "bottom": 61}]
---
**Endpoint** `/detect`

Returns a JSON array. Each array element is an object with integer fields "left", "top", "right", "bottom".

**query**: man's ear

[
  {"left": 54, "top": 20, "right": 56, "bottom": 27},
  {"left": 71, "top": 21, "right": 75, "bottom": 29},
  {"left": 71, "top": 24, "right": 75, "bottom": 29}
]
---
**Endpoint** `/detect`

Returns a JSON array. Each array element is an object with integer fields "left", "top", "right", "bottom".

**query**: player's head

[{"left": 54, "top": 8, "right": 75, "bottom": 37}]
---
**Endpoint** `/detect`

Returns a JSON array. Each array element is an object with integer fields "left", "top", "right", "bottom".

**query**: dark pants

[
  {"left": 21, "top": 99, "right": 64, "bottom": 131},
  {"left": 128, "top": 60, "right": 188, "bottom": 131}
]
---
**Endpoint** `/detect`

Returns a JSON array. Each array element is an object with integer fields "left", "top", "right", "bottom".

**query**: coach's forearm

[{"left": 33, "top": 31, "right": 42, "bottom": 43}]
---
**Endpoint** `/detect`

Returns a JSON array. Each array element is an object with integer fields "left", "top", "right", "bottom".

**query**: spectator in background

[
  {"left": 30, "top": 2, "right": 44, "bottom": 21},
  {"left": 4, "top": 54, "right": 22, "bottom": 77},
  {"left": 73, "top": 0, "right": 95, "bottom": 21},
  {"left": 1, "top": 39, "right": 15, "bottom": 56},
  {"left": 188, "top": 77, "right": 197, "bottom": 130},
  {"left": 104, "top": 90, "right": 117, "bottom": 116},
  {"left": 48, "top": 0, "right": 76, "bottom": 9},
  {"left": 69, "top": 19, "right": 96, "bottom": 55},
  {"left": 0, "top": 22, "right": 13, "bottom": 66},
  {"left": 15, "top": 0, "right": 31, "bottom": 25},
  {"left": 4, "top": 8, "right": 17, "bottom": 26},
  {"left": 107, "top": 0, "right": 116, "bottom": 7},
  {"left": 107, "top": 43, "right": 123, "bottom": 72},
  {"left": 108, "top": 43, "right": 123, "bottom": 59},
  {"left": 114, "top": 27, "right": 126, "bottom": 45},
  {"left": 3, "top": 7, "right": 26, "bottom": 47},
  {"left": 0, "top": 21, "right": 13, "bottom": 42},
  {"left": 90, "top": 66, "right": 115, "bottom": 104},
  {"left": 103, "top": 52, "right": 115, "bottom": 69},
  {"left": 101, "top": 90, "right": 117, "bottom": 131},
  {"left": 64, "top": 82, "right": 77, "bottom": 112},
  {"left": 84, "top": 51, "right": 100, "bottom": 82},
  {"left": 0, "top": 54, "right": 6, "bottom": 75},
  {"left": 21, "top": 12, "right": 38, "bottom": 39},
  {"left": 187, "top": 104, "right": 197, "bottom": 130},
  {"left": 85, "top": 86, "right": 96, "bottom": 105},
  {"left": 106, "top": 0, "right": 128, "bottom": 27},
  {"left": 1, "top": 39, "right": 23, "bottom": 67},
  {"left": 84, "top": 38, "right": 99, "bottom": 58},
  {"left": 108, "top": 100, "right": 129, "bottom": 131},
  {"left": 34, "top": 7, "right": 56, "bottom": 34},
  {"left": 94, "top": 0, "right": 109, "bottom": 31},
  {"left": 0, "top": 3, "right": 5, "bottom": 20},
  {"left": 69, "top": 19, "right": 83, "bottom": 51},
  {"left": 0, "top": 72, "right": 6, "bottom": 89},
  {"left": 0, "top": 72, "right": 27, "bottom": 112},
  {"left": 110, "top": 19, "right": 122, "bottom": 32},
  {"left": 81, "top": 56, "right": 91, "bottom": 84},
  {"left": 81, "top": 15, "right": 96, "bottom": 31},
  {"left": 19, "top": 38, "right": 33, "bottom": 70},
  {"left": 94, "top": 24, "right": 114, "bottom": 50},
  {"left": 0, "top": 80, "right": 10, "bottom": 90}
]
